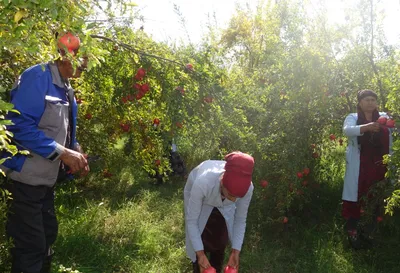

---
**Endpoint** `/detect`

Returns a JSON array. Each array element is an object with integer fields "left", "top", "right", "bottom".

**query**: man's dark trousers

[{"left": 6, "top": 180, "right": 58, "bottom": 273}]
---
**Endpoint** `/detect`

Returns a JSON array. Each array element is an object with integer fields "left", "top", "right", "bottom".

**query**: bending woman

[{"left": 184, "top": 152, "right": 254, "bottom": 272}]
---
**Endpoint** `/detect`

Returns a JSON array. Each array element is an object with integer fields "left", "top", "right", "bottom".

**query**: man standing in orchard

[
  {"left": 1, "top": 32, "right": 89, "bottom": 273},
  {"left": 184, "top": 151, "right": 254, "bottom": 273}
]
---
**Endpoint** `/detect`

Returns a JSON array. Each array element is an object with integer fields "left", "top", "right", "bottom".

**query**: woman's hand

[
  {"left": 196, "top": 251, "right": 211, "bottom": 272},
  {"left": 361, "top": 122, "right": 380, "bottom": 133},
  {"left": 226, "top": 249, "right": 240, "bottom": 269}
]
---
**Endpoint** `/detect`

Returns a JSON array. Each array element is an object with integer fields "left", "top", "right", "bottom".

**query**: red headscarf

[{"left": 222, "top": 152, "right": 254, "bottom": 197}]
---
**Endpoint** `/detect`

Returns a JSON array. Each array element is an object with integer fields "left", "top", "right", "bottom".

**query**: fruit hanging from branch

[
  {"left": 57, "top": 32, "right": 80, "bottom": 54},
  {"left": 186, "top": 63, "right": 194, "bottom": 72},
  {"left": 134, "top": 68, "right": 146, "bottom": 81},
  {"left": 153, "top": 118, "right": 160, "bottom": 126},
  {"left": 260, "top": 180, "right": 268, "bottom": 188}
]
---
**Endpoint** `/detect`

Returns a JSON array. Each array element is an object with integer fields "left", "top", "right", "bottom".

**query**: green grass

[
  {"left": 49, "top": 165, "right": 400, "bottom": 273},
  {"left": 54, "top": 174, "right": 188, "bottom": 273}
]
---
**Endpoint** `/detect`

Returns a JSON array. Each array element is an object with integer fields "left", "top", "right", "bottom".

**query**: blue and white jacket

[{"left": 1, "top": 62, "right": 78, "bottom": 186}]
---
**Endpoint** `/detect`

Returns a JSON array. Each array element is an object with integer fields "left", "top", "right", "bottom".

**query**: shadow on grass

[{"left": 55, "top": 232, "right": 137, "bottom": 273}]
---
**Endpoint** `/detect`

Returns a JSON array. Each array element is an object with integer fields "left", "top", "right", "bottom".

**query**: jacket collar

[{"left": 48, "top": 61, "right": 68, "bottom": 89}]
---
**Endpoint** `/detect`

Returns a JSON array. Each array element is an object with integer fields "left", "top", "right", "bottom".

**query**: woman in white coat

[
  {"left": 184, "top": 152, "right": 254, "bottom": 273},
  {"left": 342, "top": 89, "right": 391, "bottom": 249}
]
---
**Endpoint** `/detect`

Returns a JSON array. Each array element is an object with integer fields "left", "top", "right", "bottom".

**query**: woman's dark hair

[
  {"left": 356, "top": 89, "right": 378, "bottom": 119},
  {"left": 357, "top": 89, "right": 378, "bottom": 102}
]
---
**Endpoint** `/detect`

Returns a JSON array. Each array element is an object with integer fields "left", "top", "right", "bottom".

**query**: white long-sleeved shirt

[{"left": 184, "top": 160, "right": 254, "bottom": 262}]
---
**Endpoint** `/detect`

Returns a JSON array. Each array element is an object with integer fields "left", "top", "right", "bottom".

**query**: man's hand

[
  {"left": 226, "top": 249, "right": 240, "bottom": 269},
  {"left": 72, "top": 143, "right": 90, "bottom": 176},
  {"left": 196, "top": 251, "right": 211, "bottom": 272},
  {"left": 59, "top": 148, "right": 89, "bottom": 176}
]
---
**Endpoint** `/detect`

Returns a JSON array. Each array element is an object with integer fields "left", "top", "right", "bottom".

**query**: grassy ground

[
  {"left": 1, "top": 145, "right": 400, "bottom": 273},
  {"left": 48, "top": 164, "right": 400, "bottom": 273}
]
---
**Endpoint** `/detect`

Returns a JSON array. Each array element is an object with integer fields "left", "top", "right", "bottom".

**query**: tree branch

[{"left": 90, "top": 34, "right": 186, "bottom": 68}]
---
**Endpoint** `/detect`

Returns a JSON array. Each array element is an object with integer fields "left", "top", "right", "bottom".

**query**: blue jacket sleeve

[{"left": 7, "top": 67, "right": 65, "bottom": 160}]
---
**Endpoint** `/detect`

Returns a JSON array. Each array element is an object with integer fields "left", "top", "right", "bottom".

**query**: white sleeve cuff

[{"left": 47, "top": 143, "right": 65, "bottom": 161}]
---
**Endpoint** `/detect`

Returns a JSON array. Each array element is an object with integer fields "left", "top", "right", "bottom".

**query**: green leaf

[
  {"left": 0, "top": 119, "right": 13, "bottom": 125},
  {"left": 86, "top": 22, "right": 97, "bottom": 30},
  {"left": 14, "top": 10, "right": 29, "bottom": 23},
  {"left": 0, "top": 100, "right": 14, "bottom": 111},
  {"left": 0, "top": 157, "right": 11, "bottom": 165},
  {"left": 19, "top": 150, "right": 30, "bottom": 155}
]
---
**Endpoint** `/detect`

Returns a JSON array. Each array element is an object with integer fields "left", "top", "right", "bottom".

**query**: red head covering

[{"left": 222, "top": 151, "right": 254, "bottom": 197}]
